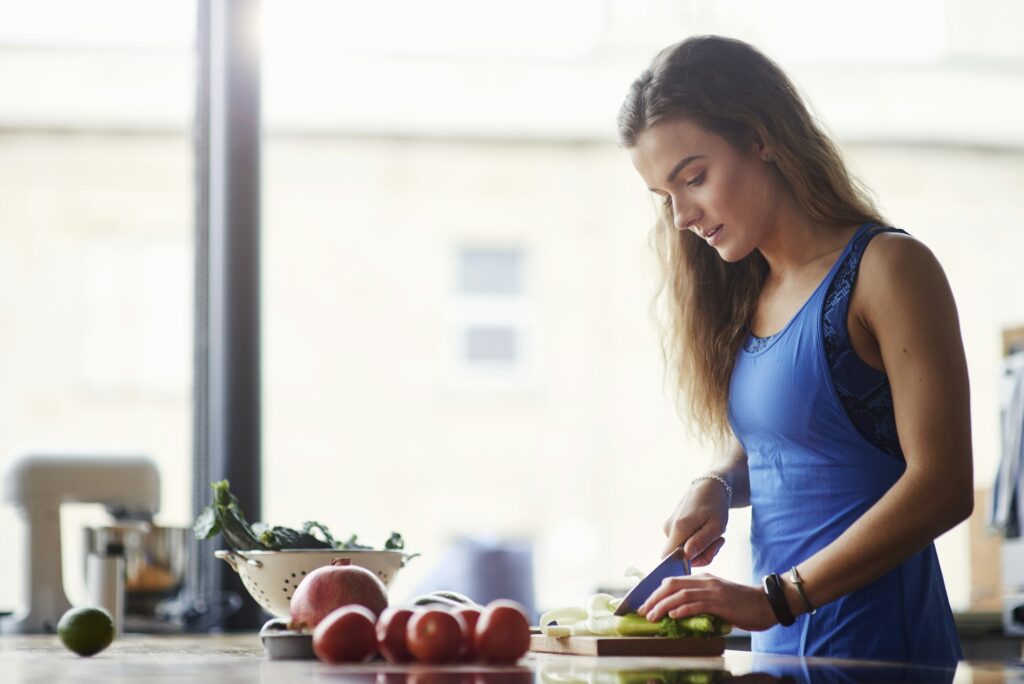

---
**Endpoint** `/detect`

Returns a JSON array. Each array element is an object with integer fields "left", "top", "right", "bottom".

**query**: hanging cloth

[{"left": 990, "top": 351, "right": 1024, "bottom": 538}]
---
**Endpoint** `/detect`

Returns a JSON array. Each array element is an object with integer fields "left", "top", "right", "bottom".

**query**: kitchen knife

[{"left": 613, "top": 547, "right": 691, "bottom": 616}]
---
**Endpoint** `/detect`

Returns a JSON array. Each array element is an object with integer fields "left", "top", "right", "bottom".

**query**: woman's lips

[{"left": 706, "top": 224, "right": 723, "bottom": 246}]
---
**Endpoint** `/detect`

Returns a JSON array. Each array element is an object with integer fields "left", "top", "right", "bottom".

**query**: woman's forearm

[
  {"left": 709, "top": 436, "right": 751, "bottom": 508},
  {"left": 784, "top": 463, "right": 972, "bottom": 616}
]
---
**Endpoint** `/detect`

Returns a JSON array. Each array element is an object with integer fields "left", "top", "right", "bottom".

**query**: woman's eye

[
  {"left": 686, "top": 171, "right": 706, "bottom": 187},
  {"left": 661, "top": 195, "right": 673, "bottom": 207}
]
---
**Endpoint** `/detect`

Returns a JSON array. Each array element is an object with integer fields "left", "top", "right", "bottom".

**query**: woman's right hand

[{"left": 661, "top": 478, "right": 730, "bottom": 565}]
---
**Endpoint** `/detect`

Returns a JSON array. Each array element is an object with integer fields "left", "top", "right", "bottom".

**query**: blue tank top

[
  {"left": 728, "top": 223, "right": 962, "bottom": 666},
  {"left": 746, "top": 227, "right": 905, "bottom": 462}
]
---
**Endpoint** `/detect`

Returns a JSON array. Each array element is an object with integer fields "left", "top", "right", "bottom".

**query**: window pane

[
  {"left": 0, "top": 0, "right": 195, "bottom": 617},
  {"left": 465, "top": 326, "right": 517, "bottom": 363},
  {"left": 460, "top": 249, "right": 523, "bottom": 295}
]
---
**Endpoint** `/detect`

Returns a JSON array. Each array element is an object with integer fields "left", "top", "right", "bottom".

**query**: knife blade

[{"left": 613, "top": 547, "right": 691, "bottom": 616}]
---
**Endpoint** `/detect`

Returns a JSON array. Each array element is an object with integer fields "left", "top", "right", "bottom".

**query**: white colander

[{"left": 214, "top": 548, "right": 411, "bottom": 619}]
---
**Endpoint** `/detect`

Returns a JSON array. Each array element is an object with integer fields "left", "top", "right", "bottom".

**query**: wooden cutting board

[{"left": 529, "top": 634, "right": 725, "bottom": 657}]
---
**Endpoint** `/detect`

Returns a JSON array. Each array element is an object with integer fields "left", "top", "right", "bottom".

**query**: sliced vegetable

[
  {"left": 586, "top": 614, "right": 618, "bottom": 636},
  {"left": 613, "top": 614, "right": 664, "bottom": 637},
  {"left": 540, "top": 624, "right": 572, "bottom": 637},
  {"left": 569, "top": 620, "right": 597, "bottom": 636},
  {"left": 537, "top": 591, "right": 731, "bottom": 641},
  {"left": 661, "top": 613, "right": 731, "bottom": 638},
  {"left": 539, "top": 606, "right": 587, "bottom": 627},
  {"left": 585, "top": 593, "right": 617, "bottom": 618}
]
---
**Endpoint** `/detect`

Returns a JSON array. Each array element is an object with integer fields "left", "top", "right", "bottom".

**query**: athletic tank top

[
  {"left": 728, "top": 223, "right": 962, "bottom": 666},
  {"left": 745, "top": 226, "right": 904, "bottom": 461}
]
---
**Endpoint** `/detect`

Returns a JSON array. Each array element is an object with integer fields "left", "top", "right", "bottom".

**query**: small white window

[
  {"left": 460, "top": 249, "right": 522, "bottom": 296},
  {"left": 448, "top": 246, "right": 533, "bottom": 390},
  {"left": 465, "top": 325, "right": 518, "bottom": 363}
]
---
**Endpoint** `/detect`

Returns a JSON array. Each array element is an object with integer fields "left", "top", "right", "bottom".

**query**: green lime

[{"left": 57, "top": 607, "right": 115, "bottom": 657}]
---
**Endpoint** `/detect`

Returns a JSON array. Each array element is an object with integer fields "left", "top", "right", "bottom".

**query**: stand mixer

[{"left": 0, "top": 452, "right": 160, "bottom": 634}]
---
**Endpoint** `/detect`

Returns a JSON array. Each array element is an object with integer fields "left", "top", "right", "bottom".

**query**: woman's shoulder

[
  {"left": 855, "top": 228, "right": 955, "bottom": 321},
  {"left": 859, "top": 229, "right": 945, "bottom": 287}
]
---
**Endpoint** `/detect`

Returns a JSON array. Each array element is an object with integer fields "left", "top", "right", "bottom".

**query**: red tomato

[
  {"left": 406, "top": 609, "right": 466, "bottom": 664},
  {"left": 473, "top": 600, "right": 530, "bottom": 664},
  {"left": 377, "top": 607, "right": 415, "bottom": 663},
  {"left": 312, "top": 605, "right": 378, "bottom": 663},
  {"left": 453, "top": 607, "right": 481, "bottom": 661}
]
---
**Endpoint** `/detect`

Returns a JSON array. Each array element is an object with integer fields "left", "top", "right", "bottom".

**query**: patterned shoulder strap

[{"left": 823, "top": 225, "right": 908, "bottom": 358}]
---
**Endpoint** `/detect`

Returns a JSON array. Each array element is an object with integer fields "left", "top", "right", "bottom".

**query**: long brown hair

[{"left": 617, "top": 36, "right": 884, "bottom": 443}]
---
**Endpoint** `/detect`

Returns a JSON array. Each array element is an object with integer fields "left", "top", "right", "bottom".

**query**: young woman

[{"left": 618, "top": 36, "right": 972, "bottom": 667}]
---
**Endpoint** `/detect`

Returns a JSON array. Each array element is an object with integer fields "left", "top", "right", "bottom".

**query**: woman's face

[{"left": 628, "top": 117, "right": 783, "bottom": 263}]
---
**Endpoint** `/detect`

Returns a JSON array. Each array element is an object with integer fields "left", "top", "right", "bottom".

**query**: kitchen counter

[{"left": 0, "top": 634, "right": 1019, "bottom": 683}]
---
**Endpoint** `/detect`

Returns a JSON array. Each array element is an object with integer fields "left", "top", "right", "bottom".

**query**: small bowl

[
  {"left": 259, "top": 618, "right": 314, "bottom": 660},
  {"left": 215, "top": 548, "right": 411, "bottom": 618}
]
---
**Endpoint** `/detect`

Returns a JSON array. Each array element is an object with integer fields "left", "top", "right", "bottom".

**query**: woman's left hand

[{"left": 637, "top": 573, "right": 779, "bottom": 632}]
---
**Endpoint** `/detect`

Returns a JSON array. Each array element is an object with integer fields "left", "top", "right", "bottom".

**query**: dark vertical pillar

[{"left": 193, "top": 0, "right": 263, "bottom": 631}]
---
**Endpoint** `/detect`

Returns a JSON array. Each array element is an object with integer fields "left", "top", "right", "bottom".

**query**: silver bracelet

[
  {"left": 690, "top": 473, "right": 733, "bottom": 505},
  {"left": 789, "top": 565, "right": 816, "bottom": 615}
]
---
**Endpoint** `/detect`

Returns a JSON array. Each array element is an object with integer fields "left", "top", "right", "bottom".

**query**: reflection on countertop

[{"left": 0, "top": 634, "right": 1019, "bottom": 684}]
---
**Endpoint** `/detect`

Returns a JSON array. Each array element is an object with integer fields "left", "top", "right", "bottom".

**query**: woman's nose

[{"left": 673, "top": 204, "right": 700, "bottom": 232}]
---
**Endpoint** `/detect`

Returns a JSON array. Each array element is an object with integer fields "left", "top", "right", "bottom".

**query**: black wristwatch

[{"left": 762, "top": 572, "right": 796, "bottom": 627}]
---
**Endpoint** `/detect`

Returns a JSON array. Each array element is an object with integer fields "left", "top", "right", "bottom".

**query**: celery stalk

[
  {"left": 614, "top": 612, "right": 732, "bottom": 638},
  {"left": 613, "top": 614, "right": 664, "bottom": 637},
  {"left": 676, "top": 615, "right": 715, "bottom": 634}
]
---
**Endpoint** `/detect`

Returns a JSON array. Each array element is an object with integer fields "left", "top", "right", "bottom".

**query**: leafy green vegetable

[
  {"left": 192, "top": 480, "right": 264, "bottom": 550},
  {"left": 384, "top": 532, "right": 405, "bottom": 550},
  {"left": 336, "top": 534, "right": 373, "bottom": 550},
  {"left": 257, "top": 524, "right": 332, "bottom": 550},
  {"left": 192, "top": 480, "right": 411, "bottom": 554}
]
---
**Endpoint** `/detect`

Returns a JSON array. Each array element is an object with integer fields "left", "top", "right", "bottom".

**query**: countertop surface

[{"left": 0, "top": 635, "right": 1021, "bottom": 684}]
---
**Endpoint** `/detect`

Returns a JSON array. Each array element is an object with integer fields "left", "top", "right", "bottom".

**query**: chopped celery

[
  {"left": 613, "top": 613, "right": 664, "bottom": 637},
  {"left": 616, "top": 612, "right": 731, "bottom": 638},
  {"left": 676, "top": 615, "right": 715, "bottom": 634},
  {"left": 539, "top": 592, "right": 731, "bottom": 640},
  {"left": 662, "top": 613, "right": 732, "bottom": 637}
]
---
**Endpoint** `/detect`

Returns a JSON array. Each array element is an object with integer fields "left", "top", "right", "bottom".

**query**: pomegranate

[{"left": 289, "top": 558, "right": 389, "bottom": 630}]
